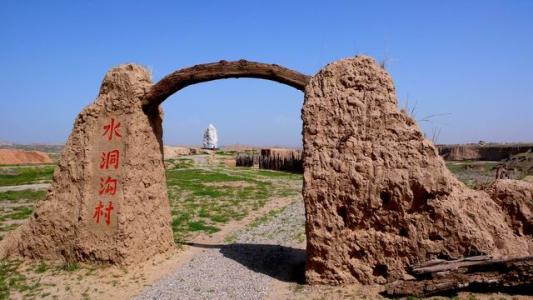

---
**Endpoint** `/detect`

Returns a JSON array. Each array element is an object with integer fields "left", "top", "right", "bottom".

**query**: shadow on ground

[{"left": 185, "top": 242, "right": 306, "bottom": 284}]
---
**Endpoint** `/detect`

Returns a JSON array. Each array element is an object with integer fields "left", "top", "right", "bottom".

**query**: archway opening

[{"left": 150, "top": 61, "right": 309, "bottom": 283}]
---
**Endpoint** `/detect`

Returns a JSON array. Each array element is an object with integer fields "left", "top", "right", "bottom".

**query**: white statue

[{"left": 202, "top": 124, "right": 218, "bottom": 149}]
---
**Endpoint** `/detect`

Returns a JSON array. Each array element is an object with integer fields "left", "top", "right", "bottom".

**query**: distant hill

[
  {"left": 437, "top": 143, "right": 533, "bottom": 161},
  {"left": 0, "top": 144, "right": 64, "bottom": 154},
  {"left": 0, "top": 144, "right": 64, "bottom": 162},
  {"left": 0, "top": 149, "right": 52, "bottom": 165}
]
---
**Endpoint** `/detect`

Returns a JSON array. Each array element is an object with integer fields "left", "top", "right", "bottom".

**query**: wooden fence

[{"left": 235, "top": 148, "right": 302, "bottom": 173}]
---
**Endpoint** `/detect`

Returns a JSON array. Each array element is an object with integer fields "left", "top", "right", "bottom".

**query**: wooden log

[
  {"left": 384, "top": 255, "right": 533, "bottom": 297},
  {"left": 142, "top": 60, "right": 310, "bottom": 111},
  {"left": 411, "top": 255, "right": 533, "bottom": 276}
]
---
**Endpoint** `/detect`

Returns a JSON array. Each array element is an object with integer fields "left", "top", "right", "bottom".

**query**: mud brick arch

[{"left": 0, "top": 57, "right": 529, "bottom": 285}]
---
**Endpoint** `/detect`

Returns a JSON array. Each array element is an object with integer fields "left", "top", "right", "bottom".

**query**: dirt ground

[{"left": 4, "top": 195, "right": 297, "bottom": 299}]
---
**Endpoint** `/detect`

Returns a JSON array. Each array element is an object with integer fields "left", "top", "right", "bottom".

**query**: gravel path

[{"left": 135, "top": 199, "right": 306, "bottom": 300}]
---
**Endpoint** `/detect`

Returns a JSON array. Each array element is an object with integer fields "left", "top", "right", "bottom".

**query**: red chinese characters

[
  {"left": 93, "top": 117, "right": 123, "bottom": 226},
  {"left": 92, "top": 200, "right": 114, "bottom": 225},
  {"left": 103, "top": 118, "right": 122, "bottom": 141},
  {"left": 100, "top": 150, "right": 120, "bottom": 170},
  {"left": 99, "top": 176, "right": 118, "bottom": 195}
]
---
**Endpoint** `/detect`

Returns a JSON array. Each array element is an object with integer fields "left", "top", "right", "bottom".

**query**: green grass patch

[
  {"left": 445, "top": 161, "right": 499, "bottom": 188},
  {"left": 215, "top": 150, "right": 237, "bottom": 156},
  {"left": 167, "top": 168, "right": 243, "bottom": 183},
  {"left": 231, "top": 168, "right": 302, "bottom": 181},
  {"left": 0, "top": 223, "right": 20, "bottom": 234},
  {"left": 0, "top": 190, "right": 46, "bottom": 202},
  {"left": 166, "top": 158, "right": 194, "bottom": 169},
  {"left": 34, "top": 262, "right": 49, "bottom": 274},
  {"left": 2, "top": 206, "right": 33, "bottom": 221},
  {"left": 0, "top": 260, "right": 42, "bottom": 299},
  {"left": 224, "top": 233, "right": 237, "bottom": 244},
  {"left": 253, "top": 169, "right": 302, "bottom": 178},
  {"left": 166, "top": 166, "right": 301, "bottom": 243},
  {"left": 210, "top": 214, "right": 230, "bottom": 223},
  {"left": 445, "top": 162, "right": 464, "bottom": 174},
  {"left": 249, "top": 207, "right": 283, "bottom": 228},
  {"left": 187, "top": 220, "right": 220, "bottom": 234},
  {"left": 0, "top": 166, "right": 54, "bottom": 186},
  {"left": 294, "top": 230, "right": 306, "bottom": 243},
  {"left": 61, "top": 262, "right": 79, "bottom": 272}
]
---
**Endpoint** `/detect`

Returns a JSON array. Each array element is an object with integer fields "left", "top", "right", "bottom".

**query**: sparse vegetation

[
  {"left": 0, "top": 165, "right": 54, "bottom": 186},
  {"left": 446, "top": 161, "right": 499, "bottom": 188},
  {"left": 0, "top": 189, "right": 45, "bottom": 240},
  {"left": 0, "top": 260, "right": 42, "bottom": 299},
  {"left": 166, "top": 158, "right": 194, "bottom": 169},
  {"left": 166, "top": 161, "right": 301, "bottom": 243},
  {"left": 0, "top": 189, "right": 46, "bottom": 201},
  {"left": 62, "top": 262, "right": 80, "bottom": 272},
  {"left": 215, "top": 150, "right": 238, "bottom": 156},
  {"left": 249, "top": 207, "right": 284, "bottom": 228}
]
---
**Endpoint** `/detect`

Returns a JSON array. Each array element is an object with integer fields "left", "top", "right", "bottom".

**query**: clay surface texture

[
  {"left": 0, "top": 65, "right": 174, "bottom": 264},
  {"left": 302, "top": 56, "right": 531, "bottom": 285}
]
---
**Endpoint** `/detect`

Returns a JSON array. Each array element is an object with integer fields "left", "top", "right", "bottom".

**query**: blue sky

[{"left": 1, "top": 1, "right": 532, "bottom": 146}]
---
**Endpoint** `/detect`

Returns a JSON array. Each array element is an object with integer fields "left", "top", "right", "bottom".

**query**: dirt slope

[{"left": 0, "top": 149, "right": 52, "bottom": 165}]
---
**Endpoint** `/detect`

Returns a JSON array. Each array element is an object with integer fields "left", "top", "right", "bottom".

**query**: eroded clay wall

[
  {"left": 0, "top": 64, "right": 174, "bottom": 264},
  {"left": 301, "top": 56, "right": 531, "bottom": 285}
]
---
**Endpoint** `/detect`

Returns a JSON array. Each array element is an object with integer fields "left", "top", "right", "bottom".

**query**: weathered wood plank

[
  {"left": 411, "top": 255, "right": 533, "bottom": 275},
  {"left": 384, "top": 255, "right": 533, "bottom": 297}
]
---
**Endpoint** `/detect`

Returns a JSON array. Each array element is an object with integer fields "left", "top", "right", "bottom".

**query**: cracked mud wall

[
  {"left": 302, "top": 55, "right": 532, "bottom": 285},
  {"left": 0, "top": 64, "right": 174, "bottom": 264}
]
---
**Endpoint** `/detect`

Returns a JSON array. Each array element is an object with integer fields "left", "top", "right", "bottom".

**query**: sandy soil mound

[
  {"left": 501, "top": 151, "right": 533, "bottom": 178},
  {"left": 485, "top": 179, "right": 533, "bottom": 237},
  {"left": 163, "top": 146, "right": 192, "bottom": 159},
  {"left": 0, "top": 149, "right": 52, "bottom": 165},
  {"left": 302, "top": 55, "right": 532, "bottom": 285}
]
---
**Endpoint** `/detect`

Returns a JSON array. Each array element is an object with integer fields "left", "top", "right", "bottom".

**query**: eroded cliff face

[
  {"left": 302, "top": 56, "right": 531, "bottom": 285},
  {"left": 0, "top": 64, "right": 174, "bottom": 264},
  {"left": 438, "top": 144, "right": 533, "bottom": 161}
]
